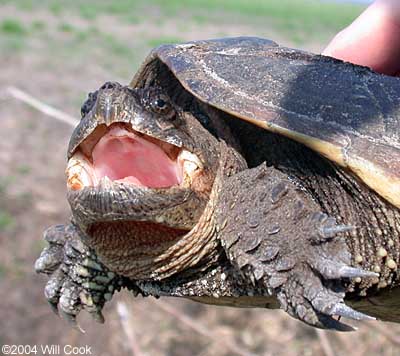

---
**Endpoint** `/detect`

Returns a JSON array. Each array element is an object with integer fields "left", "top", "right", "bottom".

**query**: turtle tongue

[{"left": 92, "top": 126, "right": 182, "bottom": 188}]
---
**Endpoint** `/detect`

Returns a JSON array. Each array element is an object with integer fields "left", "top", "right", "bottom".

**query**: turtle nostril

[
  {"left": 81, "top": 90, "right": 99, "bottom": 118},
  {"left": 100, "top": 81, "right": 121, "bottom": 91}
]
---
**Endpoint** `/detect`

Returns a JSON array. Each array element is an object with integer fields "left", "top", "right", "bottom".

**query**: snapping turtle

[{"left": 35, "top": 37, "right": 400, "bottom": 331}]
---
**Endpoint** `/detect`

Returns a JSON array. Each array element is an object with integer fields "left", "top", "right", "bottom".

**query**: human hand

[{"left": 323, "top": 0, "right": 400, "bottom": 76}]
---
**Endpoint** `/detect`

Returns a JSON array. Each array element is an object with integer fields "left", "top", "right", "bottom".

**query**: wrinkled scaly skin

[{"left": 36, "top": 38, "right": 400, "bottom": 331}]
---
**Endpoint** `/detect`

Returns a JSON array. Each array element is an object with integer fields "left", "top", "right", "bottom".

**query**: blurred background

[{"left": 1, "top": 0, "right": 400, "bottom": 355}]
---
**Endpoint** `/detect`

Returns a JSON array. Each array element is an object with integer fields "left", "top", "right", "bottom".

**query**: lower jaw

[
  {"left": 67, "top": 183, "right": 204, "bottom": 230},
  {"left": 85, "top": 220, "right": 190, "bottom": 279}
]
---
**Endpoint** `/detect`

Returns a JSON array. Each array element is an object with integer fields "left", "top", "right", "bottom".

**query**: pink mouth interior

[{"left": 92, "top": 126, "right": 182, "bottom": 188}]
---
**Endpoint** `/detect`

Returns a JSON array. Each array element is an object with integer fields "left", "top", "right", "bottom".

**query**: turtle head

[{"left": 65, "top": 82, "right": 222, "bottom": 278}]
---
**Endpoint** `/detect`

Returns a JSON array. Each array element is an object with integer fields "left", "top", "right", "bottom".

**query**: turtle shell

[{"left": 130, "top": 37, "right": 400, "bottom": 208}]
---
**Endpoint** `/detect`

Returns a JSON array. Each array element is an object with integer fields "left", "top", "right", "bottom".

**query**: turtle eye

[
  {"left": 154, "top": 98, "right": 167, "bottom": 110},
  {"left": 149, "top": 94, "right": 174, "bottom": 117}
]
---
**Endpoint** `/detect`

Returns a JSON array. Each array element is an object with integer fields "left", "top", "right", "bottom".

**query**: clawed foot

[
  {"left": 35, "top": 224, "right": 126, "bottom": 330},
  {"left": 273, "top": 212, "right": 377, "bottom": 331},
  {"left": 218, "top": 165, "right": 378, "bottom": 331}
]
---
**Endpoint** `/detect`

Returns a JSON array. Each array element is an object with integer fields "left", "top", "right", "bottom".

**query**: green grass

[
  {"left": 147, "top": 36, "right": 185, "bottom": 48},
  {"left": 33, "top": 239, "right": 47, "bottom": 256},
  {"left": 0, "top": 19, "right": 27, "bottom": 52},
  {"left": 58, "top": 22, "right": 74, "bottom": 33},
  {"left": 0, "top": 175, "right": 16, "bottom": 231},
  {"left": 31, "top": 20, "right": 46, "bottom": 31},
  {"left": 0, "top": 0, "right": 368, "bottom": 74},
  {"left": 0, "top": 176, "right": 15, "bottom": 194},
  {"left": 16, "top": 165, "right": 31, "bottom": 175},
  {"left": 1, "top": 18, "right": 26, "bottom": 35},
  {"left": 0, "top": 264, "right": 6, "bottom": 278},
  {"left": 3, "top": 0, "right": 365, "bottom": 33},
  {"left": 49, "top": 2, "right": 62, "bottom": 15},
  {"left": 1, "top": 36, "right": 25, "bottom": 52},
  {"left": 78, "top": 4, "right": 99, "bottom": 20},
  {"left": 0, "top": 211, "right": 14, "bottom": 231},
  {"left": 75, "top": 30, "right": 90, "bottom": 42},
  {"left": 155, "top": 0, "right": 364, "bottom": 43},
  {"left": 158, "top": 0, "right": 363, "bottom": 29},
  {"left": 192, "top": 14, "right": 208, "bottom": 25}
]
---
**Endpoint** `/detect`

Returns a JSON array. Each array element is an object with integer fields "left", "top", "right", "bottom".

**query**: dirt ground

[{"left": 1, "top": 3, "right": 400, "bottom": 356}]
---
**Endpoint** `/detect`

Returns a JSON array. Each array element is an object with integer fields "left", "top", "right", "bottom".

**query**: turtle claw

[
  {"left": 35, "top": 224, "right": 124, "bottom": 327},
  {"left": 337, "top": 266, "right": 379, "bottom": 279},
  {"left": 48, "top": 300, "right": 59, "bottom": 316},
  {"left": 314, "top": 260, "right": 379, "bottom": 280},
  {"left": 320, "top": 224, "right": 355, "bottom": 239},
  {"left": 330, "top": 303, "right": 376, "bottom": 321},
  {"left": 90, "top": 310, "right": 105, "bottom": 324},
  {"left": 310, "top": 302, "right": 374, "bottom": 331},
  {"left": 276, "top": 214, "right": 376, "bottom": 330},
  {"left": 59, "top": 309, "right": 84, "bottom": 333}
]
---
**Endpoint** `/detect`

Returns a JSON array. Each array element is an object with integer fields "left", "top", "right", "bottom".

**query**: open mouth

[{"left": 66, "top": 123, "right": 202, "bottom": 191}]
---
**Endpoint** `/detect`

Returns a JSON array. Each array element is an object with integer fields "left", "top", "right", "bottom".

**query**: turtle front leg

[
  {"left": 217, "top": 164, "right": 378, "bottom": 331},
  {"left": 35, "top": 224, "right": 133, "bottom": 328}
]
